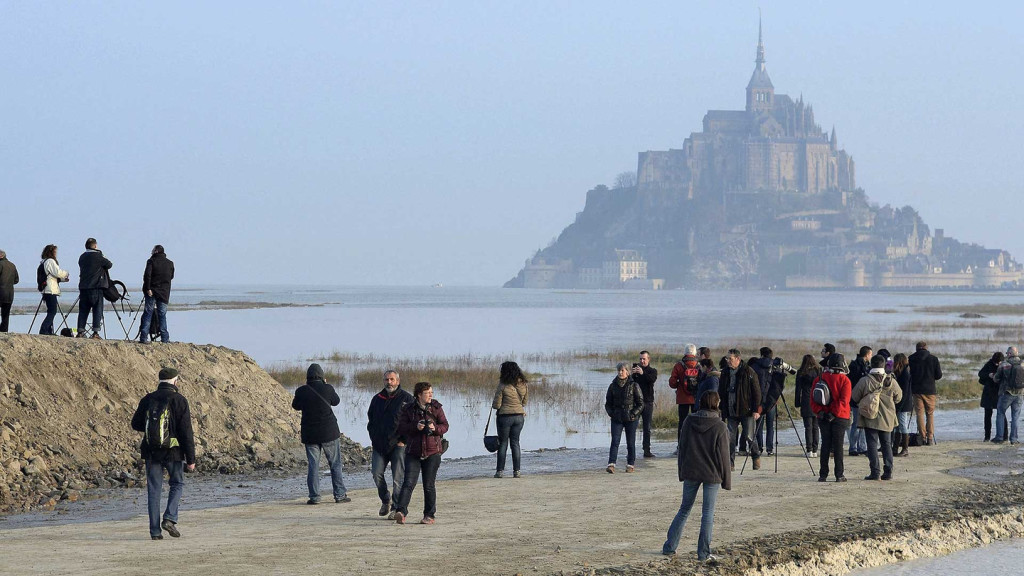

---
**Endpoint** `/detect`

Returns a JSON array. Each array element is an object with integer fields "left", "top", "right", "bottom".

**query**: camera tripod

[
  {"left": 26, "top": 295, "right": 71, "bottom": 335},
  {"left": 60, "top": 287, "right": 138, "bottom": 340},
  {"left": 740, "top": 370, "right": 816, "bottom": 476}
]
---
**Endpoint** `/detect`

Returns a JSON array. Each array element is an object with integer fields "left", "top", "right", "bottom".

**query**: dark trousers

[
  {"left": 396, "top": 453, "right": 441, "bottom": 519},
  {"left": 609, "top": 419, "right": 639, "bottom": 466},
  {"left": 145, "top": 459, "right": 184, "bottom": 537},
  {"left": 0, "top": 301, "right": 11, "bottom": 332},
  {"left": 756, "top": 406, "right": 777, "bottom": 454},
  {"left": 676, "top": 403, "right": 693, "bottom": 440},
  {"left": 77, "top": 289, "right": 104, "bottom": 333},
  {"left": 496, "top": 414, "right": 524, "bottom": 472},
  {"left": 865, "top": 429, "right": 893, "bottom": 477},
  {"left": 640, "top": 401, "right": 654, "bottom": 453},
  {"left": 802, "top": 415, "right": 820, "bottom": 452},
  {"left": 984, "top": 407, "right": 993, "bottom": 440},
  {"left": 818, "top": 417, "right": 851, "bottom": 480},
  {"left": 40, "top": 294, "right": 59, "bottom": 335},
  {"left": 371, "top": 445, "right": 405, "bottom": 510}
]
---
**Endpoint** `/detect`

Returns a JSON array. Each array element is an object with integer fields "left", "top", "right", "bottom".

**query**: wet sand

[{"left": 3, "top": 441, "right": 1022, "bottom": 576}]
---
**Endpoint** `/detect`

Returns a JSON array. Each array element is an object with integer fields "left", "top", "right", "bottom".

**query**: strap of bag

[
  {"left": 484, "top": 408, "right": 494, "bottom": 435},
  {"left": 305, "top": 382, "right": 336, "bottom": 411}
]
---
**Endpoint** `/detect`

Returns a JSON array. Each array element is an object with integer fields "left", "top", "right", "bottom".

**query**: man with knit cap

[
  {"left": 292, "top": 363, "right": 350, "bottom": 504},
  {"left": 131, "top": 366, "right": 196, "bottom": 540}
]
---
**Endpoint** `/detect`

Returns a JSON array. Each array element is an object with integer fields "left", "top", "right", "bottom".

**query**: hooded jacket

[
  {"left": 908, "top": 349, "right": 942, "bottom": 395},
  {"left": 979, "top": 358, "right": 1001, "bottom": 408},
  {"left": 669, "top": 356, "right": 699, "bottom": 405},
  {"left": 291, "top": 364, "right": 342, "bottom": 445},
  {"left": 0, "top": 257, "right": 19, "bottom": 304},
  {"left": 605, "top": 376, "right": 644, "bottom": 423},
  {"left": 78, "top": 249, "right": 112, "bottom": 291},
  {"left": 130, "top": 380, "right": 196, "bottom": 465},
  {"left": 810, "top": 370, "right": 852, "bottom": 420},
  {"left": 850, "top": 369, "right": 902, "bottom": 431},
  {"left": 847, "top": 356, "right": 871, "bottom": 407},
  {"left": 143, "top": 252, "right": 175, "bottom": 304},
  {"left": 367, "top": 385, "right": 414, "bottom": 453},
  {"left": 718, "top": 362, "right": 761, "bottom": 419},
  {"left": 677, "top": 409, "right": 731, "bottom": 490},
  {"left": 397, "top": 400, "right": 449, "bottom": 459}
]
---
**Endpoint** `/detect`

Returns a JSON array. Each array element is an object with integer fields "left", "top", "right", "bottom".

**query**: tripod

[
  {"left": 740, "top": 370, "right": 815, "bottom": 476},
  {"left": 26, "top": 295, "right": 70, "bottom": 334}
]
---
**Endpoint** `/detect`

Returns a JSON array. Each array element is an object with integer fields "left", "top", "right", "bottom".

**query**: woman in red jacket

[
  {"left": 810, "top": 353, "right": 852, "bottom": 482},
  {"left": 394, "top": 381, "right": 449, "bottom": 525}
]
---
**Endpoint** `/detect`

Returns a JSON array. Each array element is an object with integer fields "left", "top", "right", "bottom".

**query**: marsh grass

[
  {"left": 915, "top": 303, "right": 1024, "bottom": 316},
  {"left": 265, "top": 363, "right": 344, "bottom": 387}
]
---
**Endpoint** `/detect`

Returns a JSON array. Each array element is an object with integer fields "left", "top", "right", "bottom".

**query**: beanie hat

[
  {"left": 306, "top": 363, "right": 325, "bottom": 382},
  {"left": 158, "top": 367, "right": 179, "bottom": 381}
]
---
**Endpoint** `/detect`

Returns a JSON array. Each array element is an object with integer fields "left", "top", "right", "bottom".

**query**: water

[{"left": 851, "top": 538, "right": 1024, "bottom": 574}]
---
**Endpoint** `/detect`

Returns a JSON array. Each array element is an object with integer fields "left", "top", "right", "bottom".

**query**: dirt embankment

[{"left": 0, "top": 333, "right": 367, "bottom": 513}]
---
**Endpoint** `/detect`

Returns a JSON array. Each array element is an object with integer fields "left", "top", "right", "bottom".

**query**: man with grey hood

[
  {"left": 292, "top": 363, "right": 350, "bottom": 504},
  {"left": 993, "top": 347, "right": 1024, "bottom": 445}
]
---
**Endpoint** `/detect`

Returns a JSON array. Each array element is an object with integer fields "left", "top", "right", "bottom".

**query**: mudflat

[{"left": 5, "top": 440, "right": 1020, "bottom": 575}]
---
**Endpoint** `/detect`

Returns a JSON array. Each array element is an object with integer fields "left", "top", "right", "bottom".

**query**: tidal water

[{"left": 850, "top": 538, "right": 1024, "bottom": 574}]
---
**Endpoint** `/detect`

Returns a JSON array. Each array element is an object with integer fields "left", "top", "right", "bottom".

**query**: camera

[
  {"left": 772, "top": 357, "right": 797, "bottom": 375},
  {"left": 632, "top": 363, "right": 640, "bottom": 369}
]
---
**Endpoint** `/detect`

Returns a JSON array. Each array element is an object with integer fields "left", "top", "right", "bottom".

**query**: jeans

[
  {"left": 914, "top": 394, "right": 936, "bottom": 442},
  {"left": 802, "top": 415, "right": 820, "bottom": 452},
  {"left": 396, "top": 453, "right": 441, "bottom": 518},
  {"left": 140, "top": 296, "right": 169, "bottom": 342},
  {"left": 996, "top": 393, "right": 1023, "bottom": 443},
  {"left": 818, "top": 416, "right": 851, "bottom": 479},
  {"left": 40, "top": 294, "right": 59, "bottom": 335},
  {"left": 676, "top": 404, "right": 693, "bottom": 441},
  {"left": 609, "top": 419, "right": 639, "bottom": 466},
  {"left": 897, "top": 411, "right": 912, "bottom": 435},
  {"left": 0, "top": 302, "right": 11, "bottom": 332},
  {"left": 305, "top": 439, "right": 347, "bottom": 501},
  {"left": 145, "top": 459, "right": 184, "bottom": 537},
  {"left": 865, "top": 429, "right": 893, "bottom": 476},
  {"left": 848, "top": 405, "right": 867, "bottom": 452},
  {"left": 640, "top": 401, "right": 655, "bottom": 453},
  {"left": 77, "top": 288, "right": 104, "bottom": 333},
  {"left": 756, "top": 406, "right": 777, "bottom": 453},
  {"left": 371, "top": 445, "right": 405, "bottom": 511},
  {"left": 662, "top": 480, "right": 719, "bottom": 559},
  {"left": 496, "top": 414, "right": 525, "bottom": 472},
  {"left": 727, "top": 416, "right": 756, "bottom": 462}
]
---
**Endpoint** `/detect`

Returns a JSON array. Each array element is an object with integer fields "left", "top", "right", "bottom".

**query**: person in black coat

[
  {"left": 292, "top": 364, "right": 349, "bottom": 504},
  {"left": 979, "top": 352, "right": 1005, "bottom": 442},
  {"left": 794, "top": 354, "right": 821, "bottom": 457},
  {"left": 631, "top": 351, "right": 659, "bottom": 458},
  {"left": 140, "top": 245, "right": 175, "bottom": 343},
  {"left": 130, "top": 367, "right": 196, "bottom": 539},
  {"left": 366, "top": 370, "right": 414, "bottom": 518},
  {"left": 0, "top": 250, "right": 19, "bottom": 332},
  {"left": 605, "top": 362, "right": 644, "bottom": 473},
  {"left": 908, "top": 342, "right": 942, "bottom": 445},
  {"left": 76, "top": 238, "right": 112, "bottom": 339},
  {"left": 892, "top": 353, "right": 914, "bottom": 456}
]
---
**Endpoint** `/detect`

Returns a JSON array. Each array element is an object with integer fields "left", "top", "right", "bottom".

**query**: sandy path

[{"left": 0, "top": 442, "right": 992, "bottom": 575}]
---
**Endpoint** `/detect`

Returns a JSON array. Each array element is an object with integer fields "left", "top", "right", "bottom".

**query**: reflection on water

[{"left": 851, "top": 538, "right": 1024, "bottom": 575}]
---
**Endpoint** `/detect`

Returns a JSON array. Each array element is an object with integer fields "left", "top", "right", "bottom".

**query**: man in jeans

[
  {"left": 140, "top": 245, "right": 175, "bottom": 343},
  {"left": 130, "top": 367, "right": 196, "bottom": 540},
  {"left": 367, "top": 370, "right": 413, "bottom": 518},
  {"left": 993, "top": 347, "right": 1024, "bottom": 445},
  {"left": 632, "top": 350, "right": 659, "bottom": 457},
  {"left": 292, "top": 363, "right": 350, "bottom": 504},
  {"left": 77, "top": 238, "right": 112, "bottom": 338},
  {"left": 717, "top": 349, "right": 762, "bottom": 470}
]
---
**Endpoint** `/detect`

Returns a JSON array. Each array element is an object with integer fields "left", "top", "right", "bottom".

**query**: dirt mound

[{"left": 0, "top": 334, "right": 368, "bottom": 513}]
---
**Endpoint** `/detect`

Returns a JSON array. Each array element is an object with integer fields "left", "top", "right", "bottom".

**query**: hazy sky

[{"left": 2, "top": 2, "right": 1021, "bottom": 286}]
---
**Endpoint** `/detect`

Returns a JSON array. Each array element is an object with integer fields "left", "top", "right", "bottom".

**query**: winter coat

[
  {"left": 42, "top": 258, "right": 69, "bottom": 296},
  {"left": 795, "top": 368, "right": 821, "bottom": 419},
  {"left": 605, "top": 377, "right": 644, "bottom": 423},
  {"left": 397, "top": 400, "right": 450, "bottom": 459},
  {"left": 760, "top": 370, "right": 786, "bottom": 414},
  {"left": 492, "top": 382, "right": 528, "bottom": 415},
  {"left": 994, "top": 356, "right": 1024, "bottom": 397},
  {"left": 143, "top": 252, "right": 175, "bottom": 304},
  {"left": 847, "top": 357, "right": 871, "bottom": 407},
  {"left": 894, "top": 367, "right": 914, "bottom": 413},
  {"left": 0, "top": 257, "right": 19, "bottom": 304},
  {"left": 810, "top": 370, "right": 852, "bottom": 421},
  {"left": 751, "top": 357, "right": 774, "bottom": 399},
  {"left": 850, "top": 370, "right": 902, "bottom": 432},
  {"left": 291, "top": 373, "right": 342, "bottom": 445},
  {"left": 130, "top": 381, "right": 196, "bottom": 465},
  {"left": 78, "top": 249, "right": 112, "bottom": 291},
  {"left": 908, "top": 349, "right": 942, "bottom": 395},
  {"left": 979, "top": 359, "right": 1002, "bottom": 409},
  {"left": 669, "top": 356, "right": 699, "bottom": 405},
  {"left": 366, "top": 386, "right": 414, "bottom": 453},
  {"left": 677, "top": 409, "right": 732, "bottom": 490},
  {"left": 633, "top": 365, "right": 658, "bottom": 403},
  {"left": 695, "top": 371, "right": 720, "bottom": 411},
  {"left": 718, "top": 362, "right": 761, "bottom": 419}
]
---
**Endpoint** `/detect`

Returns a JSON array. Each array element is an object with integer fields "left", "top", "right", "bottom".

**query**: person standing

[
  {"left": 669, "top": 344, "right": 700, "bottom": 447},
  {"left": 367, "top": 370, "right": 413, "bottom": 518},
  {"left": 0, "top": 250, "right": 19, "bottom": 332},
  {"left": 717, "top": 349, "right": 762, "bottom": 470},
  {"left": 662, "top": 391, "right": 731, "bottom": 561},
  {"left": 291, "top": 363, "right": 350, "bottom": 505},
  {"left": 39, "top": 245, "right": 70, "bottom": 335},
  {"left": 394, "top": 381, "right": 449, "bottom": 525},
  {"left": 811, "top": 353, "right": 852, "bottom": 482},
  {"left": 606, "top": 362, "right": 644, "bottom": 473},
  {"left": 846, "top": 346, "right": 873, "bottom": 456},
  {"left": 850, "top": 355, "right": 902, "bottom": 480},
  {"left": 492, "top": 361, "right": 528, "bottom": 478},
  {"left": 140, "top": 245, "right": 175, "bottom": 343},
  {"left": 750, "top": 347, "right": 781, "bottom": 457},
  {"left": 76, "top": 238, "right": 112, "bottom": 339},
  {"left": 892, "top": 353, "right": 914, "bottom": 457},
  {"left": 695, "top": 358, "right": 720, "bottom": 410},
  {"left": 993, "top": 347, "right": 1024, "bottom": 445},
  {"left": 908, "top": 341, "right": 942, "bottom": 445},
  {"left": 632, "top": 351, "right": 659, "bottom": 458},
  {"left": 978, "top": 351, "right": 1005, "bottom": 442},
  {"left": 794, "top": 354, "right": 821, "bottom": 458},
  {"left": 130, "top": 367, "right": 196, "bottom": 540}
]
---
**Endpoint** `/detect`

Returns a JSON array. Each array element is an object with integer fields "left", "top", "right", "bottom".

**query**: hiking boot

[
  {"left": 752, "top": 457, "right": 761, "bottom": 470},
  {"left": 606, "top": 464, "right": 615, "bottom": 474},
  {"left": 864, "top": 473, "right": 880, "bottom": 481},
  {"left": 151, "top": 534, "right": 163, "bottom": 540},
  {"left": 306, "top": 498, "right": 319, "bottom": 505},
  {"left": 420, "top": 516, "right": 435, "bottom": 525},
  {"left": 395, "top": 512, "right": 405, "bottom": 524},
  {"left": 881, "top": 467, "right": 892, "bottom": 481},
  {"left": 91, "top": 333, "right": 102, "bottom": 340},
  {"left": 513, "top": 470, "right": 522, "bottom": 478},
  {"left": 335, "top": 496, "right": 351, "bottom": 503},
  {"left": 379, "top": 502, "right": 390, "bottom": 516},
  {"left": 494, "top": 471, "right": 504, "bottom": 478},
  {"left": 161, "top": 519, "right": 180, "bottom": 538},
  {"left": 625, "top": 465, "right": 635, "bottom": 473}
]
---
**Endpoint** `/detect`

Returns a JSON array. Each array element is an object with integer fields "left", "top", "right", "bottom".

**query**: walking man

[
  {"left": 993, "top": 347, "right": 1024, "bottom": 445},
  {"left": 632, "top": 350, "right": 659, "bottom": 457},
  {"left": 292, "top": 363, "right": 350, "bottom": 504},
  {"left": 77, "top": 238, "right": 112, "bottom": 339},
  {"left": 130, "top": 367, "right": 196, "bottom": 540},
  {"left": 367, "top": 370, "right": 413, "bottom": 518},
  {"left": 908, "top": 341, "right": 942, "bottom": 445},
  {"left": 0, "top": 250, "right": 19, "bottom": 332},
  {"left": 140, "top": 245, "right": 175, "bottom": 343},
  {"left": 717, "top": 348, "right": 762, "bottom": 470}
]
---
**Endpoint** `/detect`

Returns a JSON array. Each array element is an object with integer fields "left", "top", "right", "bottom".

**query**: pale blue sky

[{"left": 1, "top": 2, "right": 1021, "bottom": 286}]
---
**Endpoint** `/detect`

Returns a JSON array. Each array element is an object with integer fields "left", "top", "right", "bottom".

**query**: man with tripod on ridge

[{"left": 77, "top": 238, "right": 112, "bottom": 339}]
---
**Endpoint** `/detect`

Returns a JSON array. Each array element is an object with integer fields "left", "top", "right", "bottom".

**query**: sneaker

[
  {"left": 494, "top": 471, "right": 504, "bottom": 478},
  {"left": 420, "top": 516, "right": 435, "bottom": 525},
  {"left": 335, "top": 496, "right": 351, "bottom": 503},
  {"left": 379, "top": 502, "right": 390, "bottom": 516},
  {"left": 606, "top": 464, "right": 615, "bottom": 474},
  {"left": 161, "top": 519, "right": 180, "bottom": 538},
  {"left": 513, "top": 470, "right": 522, "bottom": 478},
  {"left": 151, "top": 534, "right": 163, "bottom": 540},
  {"left": 766, "top": 450, "right": 774, "bottom": 456},
  {"left": 395, "top": 512, "right": 405, "bottom": 524},
  {"left": 306, "top": 498, "right": 319, "bottom": 505},
  {"left": 625, "top": 465, "right": 635, "bottom": 473},
  {"left": 387, "top": 510, "right": 396, "bottom": 520}
]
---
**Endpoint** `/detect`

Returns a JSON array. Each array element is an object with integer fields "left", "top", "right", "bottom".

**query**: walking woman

[
  {"left": 662, "top": 391, "right": 731, "bottom": 560},
  {"left": 394, "top": 381, "right": 449, "bottom": 525},
  {"left": 794, "top": 354, "right": 821, "bottom": 457},
  {"left": 893, "top": 353, "right": 914, "bottom": 456},
  {"left": 979, "top": 351, "right": 1005, "bottom": 442},
  {"left": 492, "top": 361, "right": 528, "bottom": 478},
  {"left": 850, "top": 355, "right": 902, "bottom": 480},
  {"left": 39, "top": 244, "right": 70, "bottom": 335},
  {"left": 605, "top": 362, "right": 644, "bottom": 473}
]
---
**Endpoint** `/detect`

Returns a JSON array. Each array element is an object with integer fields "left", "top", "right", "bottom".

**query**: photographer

[
  {"left": 811, "top": 353, "right": 852, "bottom": 482},
  {"left": 38, "top": 245, "right": 70, "bottom": 335},
  {"left": 760, "top": 354, "right": 795, "bottom": 457},
  {"left": 76, "top": 238, "right": 112, "bottom": 339},
  {"left": 292, "top": 364, "right": 350, "bottom": 505},
  {"left": 394, "top": 381, "right": 448, "bottom": 525},
  {"left": 751, "top": 347, "right": 786, "bottom": 456},
  {"left": 632, "top": 351, "right": 659, "bottom": 458},
  {"left": 140, "top": 245, "right": 175, "bottom": 343}
]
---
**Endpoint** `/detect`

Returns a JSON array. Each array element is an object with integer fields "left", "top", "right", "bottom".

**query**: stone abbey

[{"left": 506, "top": 26, "right": 1022, "bottom": 290}]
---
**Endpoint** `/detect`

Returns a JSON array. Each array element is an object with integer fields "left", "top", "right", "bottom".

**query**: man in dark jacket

[
  {"left": 0, "top": 250, "right": 19, "bottom": 332},
  {"left": 130, "top": 367, "right": 196, "bottom": 540},
  {"left": 367, "top": 370, "right": 413, "bottom": 518},
  {"left": 292, "top": 363, "right": 350, "bottom": 504},
  {"left": 750, "top": 347, "right": 779, "bottom": 457},
  {"left": 846, "top": 346, "right": 873, "bottom": 456},
  {"left": 908, "top": 341, "right": 942, "bottom": 445},
  {"left": 140, "top": 245, "right": 175, "bottom": 343},
  {"left": 76, "top": 238, "right": 112, "bottom": 339},
  {"left": 718, "top": 349, "right": 762, "bottom": 470},
  {"left": 632, "top": 350, "right": 659, "bottom": 458}
]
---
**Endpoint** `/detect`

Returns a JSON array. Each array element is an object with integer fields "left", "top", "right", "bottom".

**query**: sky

[{"left": 1, "top": 2, "right": 1022, "bottom": 286}]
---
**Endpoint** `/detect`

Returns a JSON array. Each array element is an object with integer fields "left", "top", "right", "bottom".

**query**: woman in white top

[{"left": 39, "top": 244, "right": 69, "bottom": 335}]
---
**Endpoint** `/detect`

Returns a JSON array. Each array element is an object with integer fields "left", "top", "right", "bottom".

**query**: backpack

[
  {"left": 858, "top": 376, "right": 889, "bottom": 420},
  {"left": 812, "top": 375, "right": 831, "bottom": 408},
  {"left": 36, "top": 262, "right": 47, "bottom": 292},
  {"left": 144, "top": 397, "right": 178, "bottom": 450},
  {"left": 681, "top": 361, "right": 700, "bottom": 395},
  {"left": 1009, "top": 364, "right": 1024, "bottom": 391}
]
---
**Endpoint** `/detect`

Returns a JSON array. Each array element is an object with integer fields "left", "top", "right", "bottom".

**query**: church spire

[
  {"left": 745, "top": 12, "right": 774, "bottom": 113},
  {"left": 756, "top": 12, "right": 765, "bottom": 69}
]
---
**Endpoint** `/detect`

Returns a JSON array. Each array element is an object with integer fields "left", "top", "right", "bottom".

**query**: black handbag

[{"left": 483, "top": 409, "right": 500, "bottom": 453}]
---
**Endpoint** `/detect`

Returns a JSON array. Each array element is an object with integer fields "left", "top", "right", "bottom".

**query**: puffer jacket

[
  {"left": 42, "top": 258, "right": 70, "bottom": 295},
  {"left": 397, "top": 400, "right": 449, "bottom": 459},
  {"left": 605, "top": 377, "right": 644, "bottom": 423},
  {"left": 492, "top": 382, "right": 528, "bottom": 415},
  {"left": 850, "top": 369, "right": 902, "bottom": 431}
]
